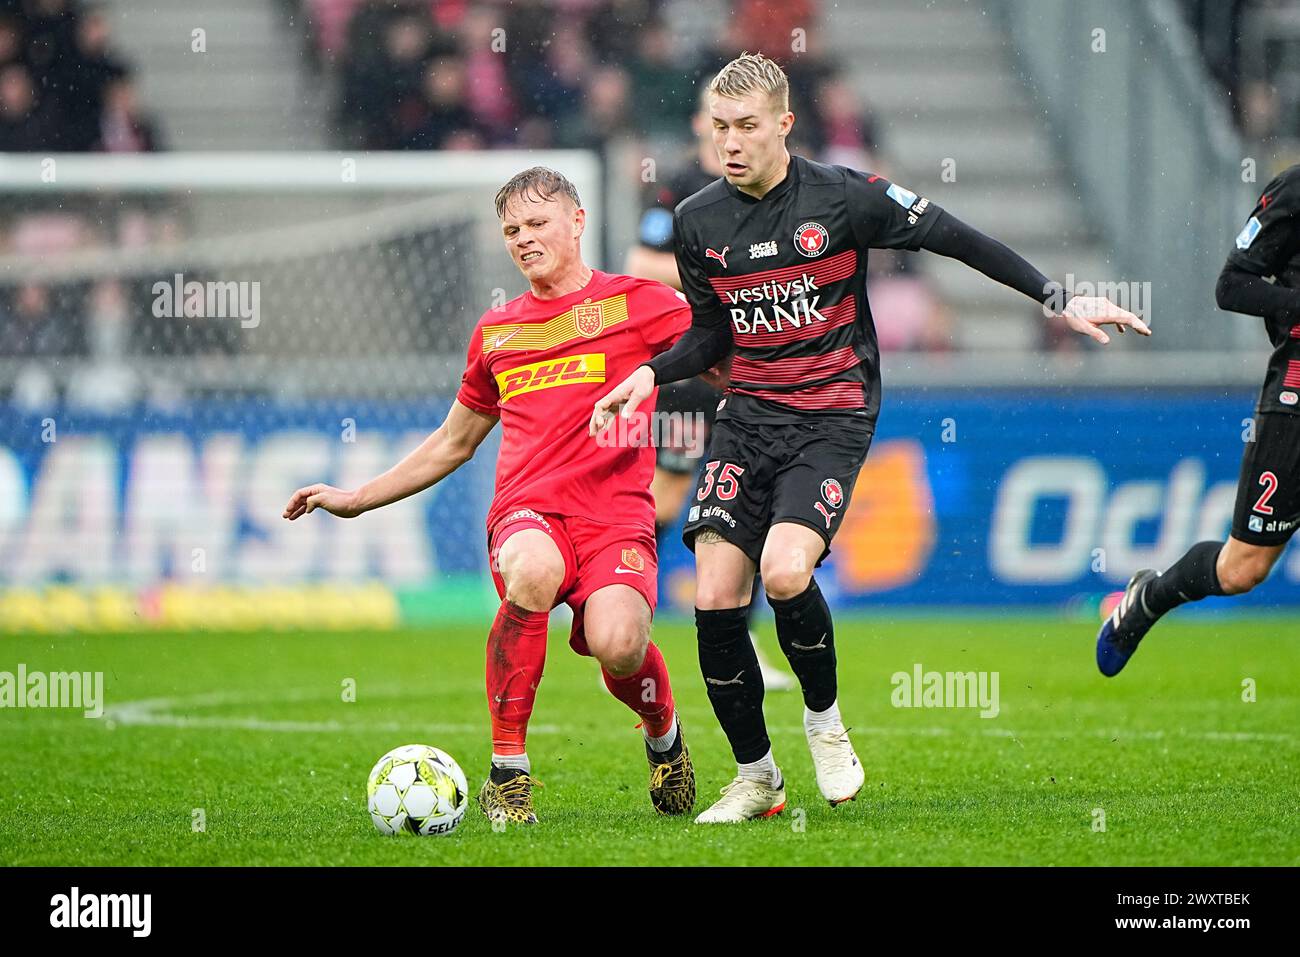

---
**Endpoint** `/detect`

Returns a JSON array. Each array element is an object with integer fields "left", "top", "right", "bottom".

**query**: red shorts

[{"left": 487, "top": 509, "right": 658, "bottom": 656}]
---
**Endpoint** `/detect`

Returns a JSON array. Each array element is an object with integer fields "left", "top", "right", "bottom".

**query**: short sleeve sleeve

[
  {"left": 845, "top": 169, "right": 941, "bottom": 251},
  {"left": 634, "top": 282, "right": 694, "bottom": 356},
  {"left": 673, "top": 208, "right": 727, "bottom": 322},
  {"left": 455, "top": 322, "right": 500, "bottom": 415},
  {"left": 1226, "top": 171, "right": 1300, "bottom": 277}
]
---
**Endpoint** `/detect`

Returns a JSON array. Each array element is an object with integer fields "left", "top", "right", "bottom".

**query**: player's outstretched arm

[
  {"left": 282, "top": 400, "right": 498, "bottom": 520},
  {"left": 589, "top": 364, "right": 656, "bottom": 436},
  {"left": 589, "top": 312, "right": 731, "bottom": 436},
  {"left": 1216, "top": 260, "right": 1300, "bottom": 319},
  {"left": 919, "top": 212, "right": 1151, "bottom": 344}
]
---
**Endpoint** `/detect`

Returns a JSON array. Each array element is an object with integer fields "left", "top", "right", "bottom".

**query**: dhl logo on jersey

[
  {"left": 496, "top": 353, "right": 606, "bottom": 404},
  {"left": 482, "top": 294, "right": 629, "bottom": 353}
]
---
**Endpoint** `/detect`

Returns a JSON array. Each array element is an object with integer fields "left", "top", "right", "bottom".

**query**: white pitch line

[
  {"left": 101, "top": 688, "right": 560, "bottom": 735},
  {"left": 99, "top": 690, "right": 1294, "bottom": 745}
]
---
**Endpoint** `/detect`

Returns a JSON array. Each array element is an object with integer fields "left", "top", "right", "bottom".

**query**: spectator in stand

[
  {"left": 95, "top": 70, "right": 160, "bottom": 152},
  {"left": 19, "top": 0, "right": 78, "bottom": 80},
  {"left": 457, "top": 5, "right": 517, "bottom": 142},
  {"left": 585, "top": 0, "right": 655, "bottom": 68},
  {"left": 4, "top": 283, "right": 77, "bottom": 357},
  {"left": 0, "top": 62, "right": 59, "bottom": 150},
  {"left": 0, "top": 15, "right": 25, "bottom": 70},
  {"left": 732, "top": 0, "right": 817, "bottom": 58},
  {"left": 511, "top": 19, "right": 588, "bottom": 125},
  {"left": 813, "top": 72, "right": 879, "bottom": 169},
  {"left": 46, "top": 2, "right": 126, "bottom": 150},
  {"left": 867, "top": 251, "right": 954, "bottom": 353},
  {"left": 339, "top": 5, "right": 431, "bottom": 147},
  {"left": 400, "top": 54, "right": 478, "bottom": 150},
  {"left": 555, "top": 63, "right": 632, "bottom": 150},
  {"left": 376, "top": 11, "right": 436, "bottom": 147},
  {"left": 627, "top": 17, "right": 696, "bottom": 138}
]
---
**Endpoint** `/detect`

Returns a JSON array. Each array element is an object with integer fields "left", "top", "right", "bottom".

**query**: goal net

[{"left": 0, "top": 152, "right": 602, "bottom": 630}]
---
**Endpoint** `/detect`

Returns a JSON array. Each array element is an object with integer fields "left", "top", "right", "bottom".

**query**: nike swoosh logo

[
  {"left": 490, "top": 328, "right": 521, "bottom": 350},
  {"left": 613, "top": 567, "right": 641, "bottom": 575}
]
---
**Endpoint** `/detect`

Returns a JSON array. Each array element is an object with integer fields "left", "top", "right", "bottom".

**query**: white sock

[
  {"left": 737, "top": 749, "right": 781, "bottom": 787},
  {"left": 491, "top": 752, "right": 530, "bottom": 773},
  {"left": 644, "top": 712, "right": 679, "bottom": 753},
  {"left": 804, "top": 700, "right": 843, "bottom": 735}
]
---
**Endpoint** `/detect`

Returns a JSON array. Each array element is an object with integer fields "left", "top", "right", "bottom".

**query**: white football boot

[
  {"left": 694, "top": 775, "right": 787, "bottom": 824},
  {"left": 752, "top": 632, "right": 797, "bottom": 691},
  {"left": 807, "top": 726, "right": 865, "bottom": 805}
]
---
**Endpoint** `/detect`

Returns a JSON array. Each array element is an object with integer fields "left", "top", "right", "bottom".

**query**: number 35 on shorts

[{"left": 697, "top": 460, "right": 744, "bottom": 501}]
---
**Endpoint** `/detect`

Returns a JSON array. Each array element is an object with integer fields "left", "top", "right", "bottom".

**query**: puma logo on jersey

[{"left": 705, "top": 246, "right": 730, "bottom": 269}]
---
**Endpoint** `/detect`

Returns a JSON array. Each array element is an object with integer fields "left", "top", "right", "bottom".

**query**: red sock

[
  {"left": 601, "top": 641, "right": 676, "bottom": 739},
  {"left": 485, "top": 600, "right": 549, "bottom": 756}
]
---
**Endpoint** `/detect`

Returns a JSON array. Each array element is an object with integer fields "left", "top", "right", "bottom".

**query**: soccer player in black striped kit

[
  {"left": 592, "top": 53, "right": 1147, "bottom": 823},
  {"left": 1096, "top": 165, "right": 1300, "bottom": 676}
]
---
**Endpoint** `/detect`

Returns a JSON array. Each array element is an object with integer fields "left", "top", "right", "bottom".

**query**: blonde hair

[
  {"left": 708, "top": 52, "right": 790, "bottom": 113},
  {"left": 494, "top": 166, "right": 581, "bottom": 219}
]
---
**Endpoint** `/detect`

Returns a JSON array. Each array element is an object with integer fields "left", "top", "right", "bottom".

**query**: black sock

[
  {"left": 1143, "top": 541, "right": 1226, "bottom": 618},
  {"left": 768, "top": 577, "right": 837, "bottom": 712},
  {"left": 696, "top": 606, "right": 769, "bottom": 763}
]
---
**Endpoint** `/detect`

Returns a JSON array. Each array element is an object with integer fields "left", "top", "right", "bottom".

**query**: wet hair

[{"left": 494, "top": 166, "right": 581, "bottom": 219}]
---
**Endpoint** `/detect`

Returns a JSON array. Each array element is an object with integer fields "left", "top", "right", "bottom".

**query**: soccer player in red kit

[{"left": 283, "top": 167, "right": 696, "bottom": 824}]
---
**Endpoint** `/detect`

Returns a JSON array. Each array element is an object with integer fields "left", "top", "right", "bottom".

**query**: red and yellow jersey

[{"left": 457, "top": 270, "right": 691, "bottom": 533}]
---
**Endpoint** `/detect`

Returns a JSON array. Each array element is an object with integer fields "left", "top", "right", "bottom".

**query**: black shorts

[
  {"left": 1231, "top": 411, "right": 1300, "bottom": 545},
  {"left": 682, "top": 416, "right": 874, "bottom": 564},
  {"left": 654, "top": 379, "right": 719, "bottom": 475}
]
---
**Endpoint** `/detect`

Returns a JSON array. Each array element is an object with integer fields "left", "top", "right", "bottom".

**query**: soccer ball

[{"left": 366, "top": 744, "right": 468, "bottom": 836}]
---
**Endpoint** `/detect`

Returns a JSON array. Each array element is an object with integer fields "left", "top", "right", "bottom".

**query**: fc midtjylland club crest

[
  {"left": 621, "top": 547, "right": 644, "bottom": 571},
  {"left": 821, "top": 478, "right": 844, "bottom": 507},
  {"left": 575, "top": 301, "right": 605, "bottom": 337},
  {"left": 794, "top": 221, "right": 829, "bottom": 258}
]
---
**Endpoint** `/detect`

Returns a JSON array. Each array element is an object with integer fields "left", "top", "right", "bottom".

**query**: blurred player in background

[
  {"left": 285, "top": 167, "right": 697, "bottom": 824},
  {"left": 626, "top": 85, "right": 796, "bottom": 693},
  {"left": 594, "top": 53, "right": 1147, "bottom": 823},
  {"left": 1097, "top": 166, "right": 1300, "bottom": 675}
]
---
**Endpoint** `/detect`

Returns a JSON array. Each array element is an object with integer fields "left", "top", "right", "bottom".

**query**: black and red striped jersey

[
  {"left": 672, "top": 154, "right": 940, "bottom": 425},
  {"left": 1225, "top": 163, "right": 1300, "bottom": 415}
]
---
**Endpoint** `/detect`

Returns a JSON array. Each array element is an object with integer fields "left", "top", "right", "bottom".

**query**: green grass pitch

[{"left": 1, "top": 615, "right": 1296, "bottom": 866}]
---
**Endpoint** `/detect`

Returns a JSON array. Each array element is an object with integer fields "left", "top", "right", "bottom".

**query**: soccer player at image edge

[
  {"left": 284, "top": 168, "right": 702, "bottom": 824},
  {"left": 593, "top": 53, "right": 1147, "bottom": 823},
  {"left": 1097, "top": 165, "right": 1300, "bottom": 675}
]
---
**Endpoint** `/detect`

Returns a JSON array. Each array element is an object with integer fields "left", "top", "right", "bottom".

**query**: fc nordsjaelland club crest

[
  {"left": 794, "top": 221, "right": 829, "bottom": 258},
  {"left": 621, "top": 547, "right": 644, "bottom": 571},
  {"left": 820, "top": 478, "right": 844, "bottom": 507},
  {"left": 575, "top": 301, "right": 604, "bottom": 337}
]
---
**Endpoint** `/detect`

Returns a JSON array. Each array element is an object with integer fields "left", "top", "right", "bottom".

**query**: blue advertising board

[{"left": 0, "top": 391, "right": 1294, "bottom": 624}]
